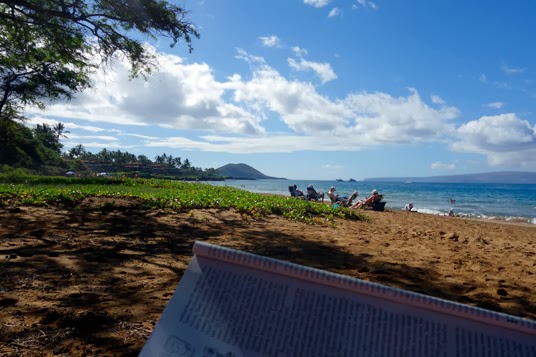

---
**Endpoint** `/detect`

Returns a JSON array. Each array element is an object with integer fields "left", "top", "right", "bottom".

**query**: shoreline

[
  {"left": 264, "top": 193, "right": 536, "bottom": 228},
  {"left": 215, "top": 180, "right": 536, "bottom": 226}
]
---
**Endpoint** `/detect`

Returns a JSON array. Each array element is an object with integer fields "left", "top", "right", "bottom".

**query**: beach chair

[
  {"left": 365, "top": 194, "right": 386, "bottom": 211},
  {"left": 306, "top": 186, "right": 324, "bottom": 202},
  {"left": 329, "top": 190, "right": 358, "bottom": 207},
  {"left": 372, "top": 201, "right": 386, "bottom": 211},
  {"left": 288, "top": 185, "right": 305, "bottom": 199}
]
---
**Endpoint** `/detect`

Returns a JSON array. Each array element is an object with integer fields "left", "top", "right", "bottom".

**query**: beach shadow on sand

[{"left": 1, "top": 204, "right": 534, "bottom": 355}]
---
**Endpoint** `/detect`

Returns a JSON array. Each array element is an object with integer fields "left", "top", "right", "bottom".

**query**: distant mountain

[
  {"left": 217, "top": 163, "right": 285, "bottom": 180},
  {"left": 363, "top": 171, "right": 536, "bottom": 184}
]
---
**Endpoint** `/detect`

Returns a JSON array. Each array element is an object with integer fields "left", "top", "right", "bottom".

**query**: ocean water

[{"left": 204, "top": 179, "right": 536, "bottom": 225}]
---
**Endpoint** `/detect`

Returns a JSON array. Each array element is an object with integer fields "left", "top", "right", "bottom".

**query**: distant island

[
  {"left": 217, "top": 163, "right": 285, "bottom": 180},
  {"left": 363, "top": 171, "right": 536, "bottom": 184}
]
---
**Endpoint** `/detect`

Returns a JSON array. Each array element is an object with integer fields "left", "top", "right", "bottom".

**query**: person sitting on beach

[
  {"left": 288, "top": 185, "right": 305, "bottom": 198},
  {"left": 448, "top": 208, "right": 454, "bottom": 216},
  {"left": 328, "top": 186, "right": 358, "bottom": 206},
  {"left": 351, "top": 189, "right": 380, "bottom": 210},
  {"left": 306, "top": 184, "right": 325, "bottom": 202},
  {"left": 405, "top": 202, "right": 414, "bottom": 211}
]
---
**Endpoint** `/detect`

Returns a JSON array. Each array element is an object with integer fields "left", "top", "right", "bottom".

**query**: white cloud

[
  {"left": 24, "top": 116, "right": 126, "bottom": 152},
  {"left": 66, "top": 134, "right": 119, "bottom": 141},
  {"left": 303, "top": 0, "right": 332, "bottom": 8},
  {"left": 145, "top": 86, "right": 460, "bottom": 154},
  {"left": 501, "top": 64, "right": 525, "bottom": 76},
  {"left": 344, "top": 88, "right": 459, "bottom": 145},
  {"left": 145, "top": 135, "right": 358, "bottom": 154},
  {"left": 431, "top": 162, "right": 456, "bottom": 170},
  {"left": 485, "top": 101, "right": 505, "bottom": 109},
  {"left": 235, "top": 48, "right": 266, "bottom": 65},
  {"left": 455, "top": 114, "right": 534, "bottom": 149},
  {"left": 478, "top": 73, "right": 511, "bottom": 90},
  {"left": 229, "top": 62, "right": 348, "bottom": 133},
  {"left": 70, "top": 141, "right": 130, "bottom": 150},
  {"left": 62, "top": 134, "right": 125, "bottom": 151},
  {"left": 287, "top": 57, "right": 337, "bottom": 83},
  {"left": 25, "top": 116, "right": 119, "bottom": 134},
  {"left": 259, "top": 35, "right": 281, "bottom": 48},
  {"left": 30, "top": 50, "right": 266, "bottom": 136},
  {"left": 451, "top": 113, "right": 536, "bottom": 169},
  {"left": 321, "top": 163, "right": 344, "bottom": 169},
  {"left": 328, "top": 7, "right": 341, "bottom": 18},
  {"left": 355, "top": 0, "right": 378, "bottom": 10},
  {"left": 65, "top": 123, "right": 108, "bottom": 132},
  {"left": 121, "top": 133, "right": 159, "bottom": 140},
  {"left": 431, "top": 95, "right": 445, "bottom": 105},
  {"left": 25, "top": 116, "right": 61, "bottom": 127},
  {"left": 291, "top": 46, "right": 308, "bottom": 57},
  {"left": 28, "top": 46, "right": 463, "bottom": 156}
]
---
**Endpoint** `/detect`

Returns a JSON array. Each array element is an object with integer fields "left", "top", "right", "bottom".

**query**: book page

[
  {"left": 192, "top": 241, "right": 536, "bottom": 336},
  {"left": 140, "top": 242, "right": 536, "bottom": 357}
]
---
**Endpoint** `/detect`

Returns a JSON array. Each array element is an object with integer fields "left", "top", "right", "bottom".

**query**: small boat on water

[
  {"left": 336, "top": 178, "right": 343, "bottom": 182},
  {"left": 404, "top": 181, "right": 413, "bottom": 184},
  {"left": 349, "top": 178, "right": 356, "bottom": 182}
]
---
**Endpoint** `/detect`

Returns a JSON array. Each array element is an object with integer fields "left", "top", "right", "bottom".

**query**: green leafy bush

[{"left": 0, "top": 177, "right": 370, "bottom": 223}]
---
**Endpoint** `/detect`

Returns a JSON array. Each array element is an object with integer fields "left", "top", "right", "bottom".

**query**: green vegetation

[
  {"left": 0, "top": 120, "right": 68, "bottom": 176},
  {"left": 1, "top": 0, "right": 203, "bottom": 179},
  {"left": 0, "top": 176, "right": 370, "bottom": 224},
  {"left": 0, "top": 120, "right": 223, "bottom": 180},
  {"left": 63, "top": 147, "right": 223, "bottom": 180}
]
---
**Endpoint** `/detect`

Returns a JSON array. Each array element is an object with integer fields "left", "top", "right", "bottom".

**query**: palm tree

[
  {"left": 173, "top": 157, "right": 182, "bottom": 168},
  {"left": 52, "top": 122, "right": 70, "bottom": 139},
  {"left": 97, "top": 148, "right": 111, "bottom": 162},
  {"left": 165, "top": 154, "right": 174, "bottom": 166},
  {"left": 181, "top": 158, "right": 191, "bottom": 169},
  {"left": 137, "top": 155, "right": 151, "bottom": 164},
  {"left": 67, "top": 144, "right": 86, "bottom": 158},
  {"left": 34, "top": 123, "right": 62, "bottom": 153}
]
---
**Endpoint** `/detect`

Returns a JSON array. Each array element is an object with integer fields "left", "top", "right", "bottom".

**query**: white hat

[
  {"left": 372, "top": 189, "right": 378, "bottom": 194},
  {"left": 330, "top": 186, "right": 336, "bottom": 191}
]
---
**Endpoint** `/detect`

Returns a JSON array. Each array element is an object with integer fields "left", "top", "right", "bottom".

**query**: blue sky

[{"left": 26, "top": 0, "right": 536, "bottom": 180}]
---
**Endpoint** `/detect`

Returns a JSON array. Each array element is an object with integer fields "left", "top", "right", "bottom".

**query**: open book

[{"left": 140, "top": 241, "right": 536, "bottom": 357}]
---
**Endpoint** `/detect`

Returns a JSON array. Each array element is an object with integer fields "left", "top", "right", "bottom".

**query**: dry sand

[{"left": 1, "top": 200, "right": 535, "bottom": 356}]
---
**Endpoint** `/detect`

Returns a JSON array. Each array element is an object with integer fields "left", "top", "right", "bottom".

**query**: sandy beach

[{"left": 1, "top": 201, "right": 535, "bottom": 356}]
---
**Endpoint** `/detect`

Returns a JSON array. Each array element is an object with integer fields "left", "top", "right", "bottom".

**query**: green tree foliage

[
  {"left": 1, "top": 119, "right": 222, "bottom": 180},
  {"left": 52, "top": 122, "right": 69, "bottom": 139},
  {"left": 65, "top": 144, "right": 87, "bottom": 159},
  {"left": 181, "top": 158, "right": 191, "bottom": 169},
  {"left": 0, "top": 0, "right": 199, "bottom": 121},
  {"left": 136, "top": 154, "right": 151, "bottom": 164},
  {"left": 70, "top": 158, "right": 88, "bottom": 172},
  {"left": 154, "top": 153, "right": 182, "bottom": 168},
  {"left": 0, "top": 120, "right": 63, "bottom": 169},
  {"left": 34, "top": 123, "right": 63, "bottom": 153},
  {"left": 0, "top": 10, "right": 89, "bottom": 121}
]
